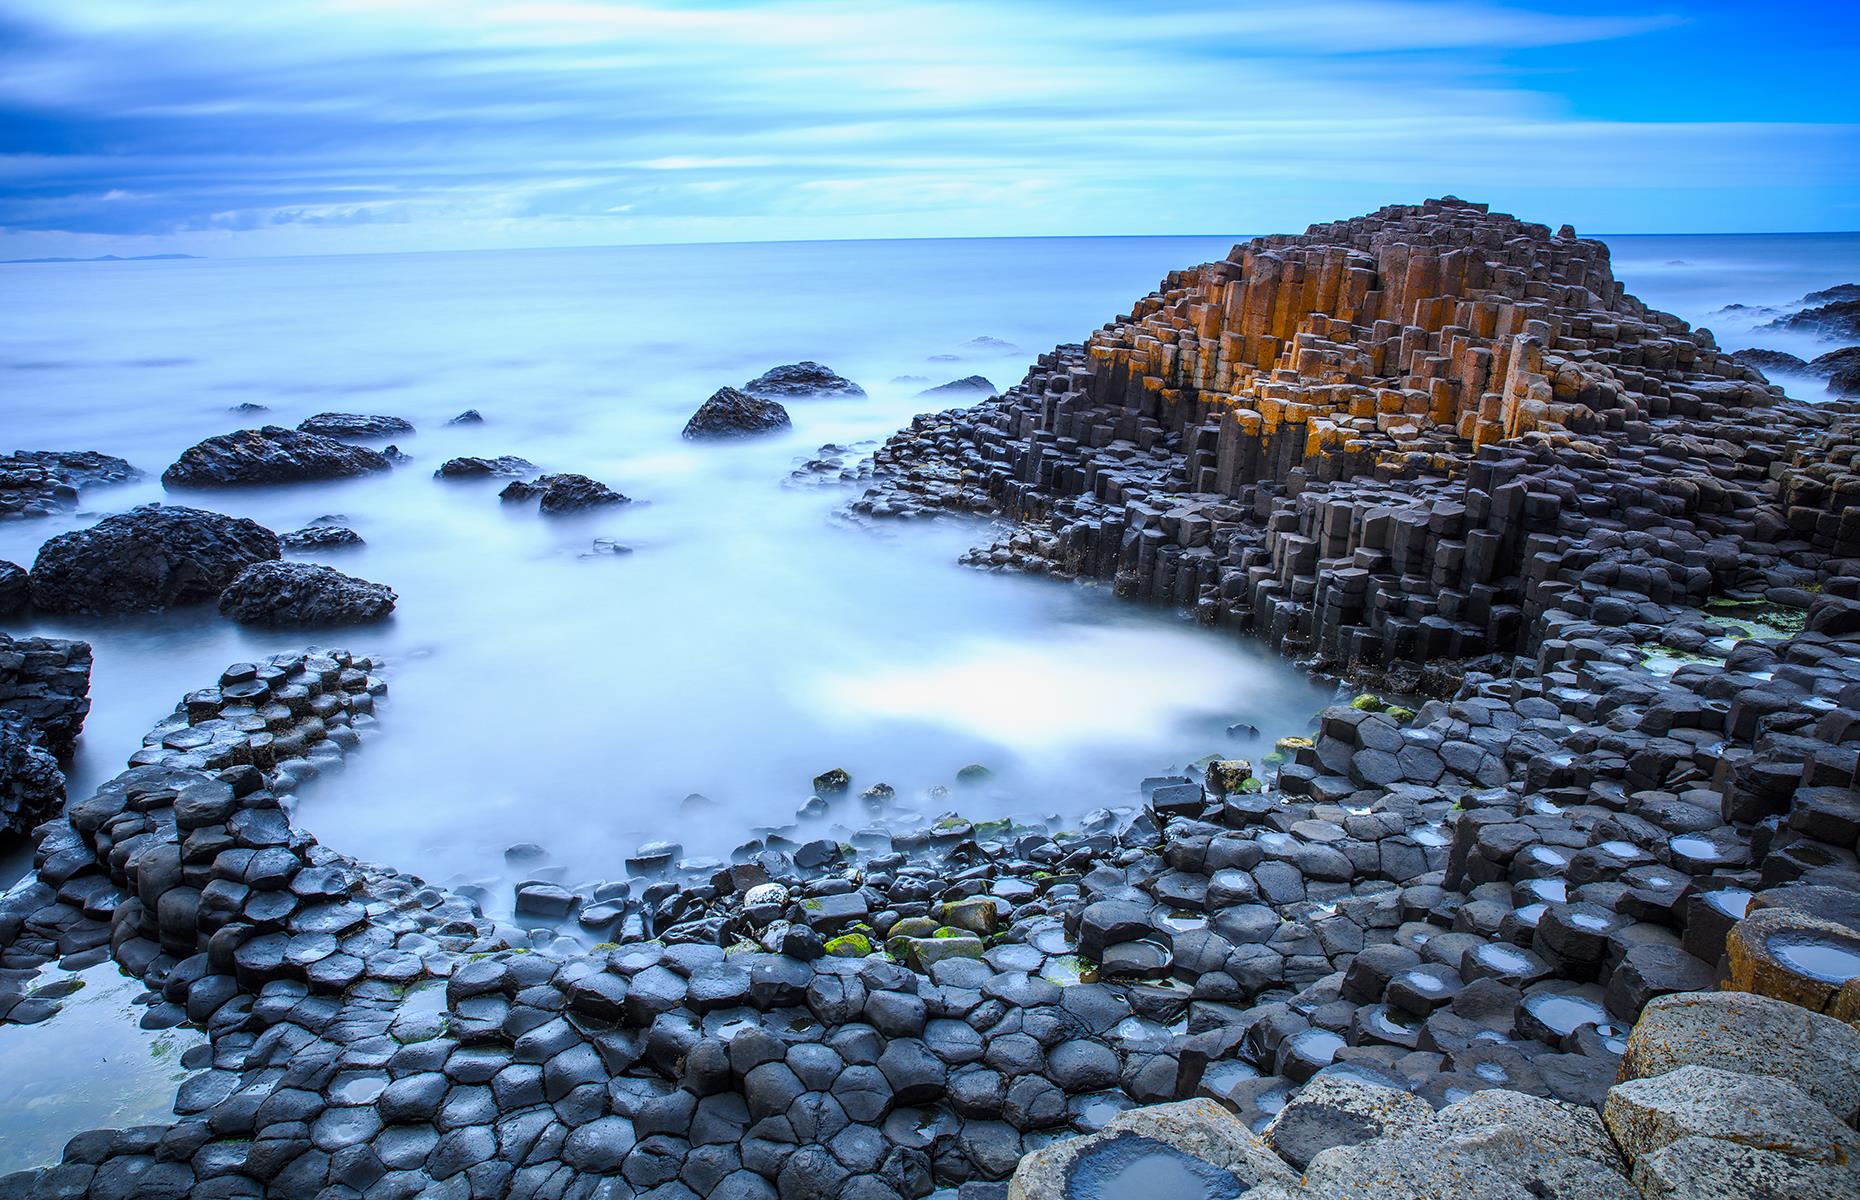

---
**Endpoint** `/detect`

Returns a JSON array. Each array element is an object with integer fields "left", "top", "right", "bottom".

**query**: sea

[{"left": 0, "top": 228, "right": 1856, "bottom": 1166}]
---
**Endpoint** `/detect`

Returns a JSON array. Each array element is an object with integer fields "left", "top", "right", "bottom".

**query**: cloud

[{"left": 0, "top": 0, "right": 1853, "bottom": 255}]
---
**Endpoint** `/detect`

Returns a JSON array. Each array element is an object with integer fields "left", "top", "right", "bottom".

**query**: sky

[{"left": 1, "top": 0, "right": 1857, "bottom": 258}]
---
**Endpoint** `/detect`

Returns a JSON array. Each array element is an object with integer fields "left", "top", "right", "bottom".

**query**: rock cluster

[
  {"left": 849, "top": 198, "right": 1854, "bottom": 682},
  {"left": 162, "top": 427, "right": 393, "bottom": 488},
  {"left": 0, "top": 449, "right": 141, "bottom": 520},
  {"left": 217, "top": 562, "right": 397, "bottom": 627},
  {"left": 683, "top": 387, "right": 792, "bottom": 439},
  {"left": 744, "top": 362, "right": 867, "bottom": 400},
  {"left": 29, "top": 505, "right": 281, "bottom": 614}
]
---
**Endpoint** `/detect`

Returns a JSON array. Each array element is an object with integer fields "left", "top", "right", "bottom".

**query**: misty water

[{"left": 0, "top": 230, "right": 1857, "bottom": 1166}]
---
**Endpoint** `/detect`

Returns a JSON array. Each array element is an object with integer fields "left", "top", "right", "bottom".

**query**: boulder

[
  {"left": 0, "top": 560, "right": 26, "bottom": 615},
  {"left": 1630, "top": 1134, "right": 1860, "bottom": 1200},
  {"left": 1262, "top": 1074, "right": 1432, "bottom": 1170},
  {"left": 161, "top": 426, "right": 391, "bottom": 487},
  {"left": 499, "top": 473, "right": 631, "bottom": 514},
  {"left": 917, "top": 376, "right": 998, "bottom": 400},
  {"left": 1302, "top": 1087, "right": 1637, "bottom": 1200},
  {"left": 1603, "top": 1064, "right": 1858, "bottom": 1166},
  {"left": 1007, "top": 1098, "right": 1295, "bottom": 1200},
  {"left": 435, "top": 455, "right": 536, "bottom": 479},
  {"left": 1728, "top": 348, "right": 1807, "bottom": 376},
  {"left": 0, "top": 449, "right": 141, "bottom": 518},
  {"left": 217, "top": 561, "right": 396, "bottom": 626},
  {"left": 1617, "top": 990, "right": 1860, "bottom": 1122},
  {"left": 30, "top": 504, "right": 281, "bottom": 613},
  {"left": 280, "top": 524, "right": 364, "bottom": 550},
  {"left": 0, "top": 715, "right": 63, "bottom": 844},
  {"left": 742, "top": 362, "right": 866, "bottom": 400},
  {"left": 448, "top": 410, "right": 484, "bottom": 425},
  {"left": 296, "top": 413, "right": 415, "bottom": 439},
  {"left": 683, "top": 388, "right": 792, "bottom": 439}
]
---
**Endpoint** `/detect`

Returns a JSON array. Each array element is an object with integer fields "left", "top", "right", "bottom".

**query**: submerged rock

[
  {"left": 1764, "top": 298, "right": 1860, "bottom": 339},
  {"left": 161, "top": 426, "right": 391, "bottom": 487},
  {"left": 0, "top": 449, "right": 141, "bottom": 519},
  {"left": 918, "top": 375, "right": 999, "bottom": 399},
  {"left": 280, "top": 523, "right": 364, "bottom": 550},
  {"left": 500, "top": 473, "right": 630, "bottom": 514},
  {"left": 296, "top": 412, "right": 415, "bottom": 439},
  {"left": 742, "top": 361, "right": 866, "bottom": 400},
  {"left": 682, "top": 387, "right": 792, "bottom": 439},
  {"left": 217, "top": 561, "right": 396, "bottom": 626},
  {"left": 30, "top": 504, "right": 280, "bottom": 613},
  {"left": 448, "top": 409, "right": 484, "bottom": 425},
  {"left": 435, "top": 455, "right": 536, "bottom": 479}
]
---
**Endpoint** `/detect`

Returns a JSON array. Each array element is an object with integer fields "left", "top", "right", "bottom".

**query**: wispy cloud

[{"left": 0, "top": 0, "right": 1854, "bottom": 255}]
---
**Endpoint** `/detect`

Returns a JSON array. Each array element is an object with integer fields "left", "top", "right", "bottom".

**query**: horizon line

[{"left": 6, "top": 226, "right": 1860, "bottom": 265}]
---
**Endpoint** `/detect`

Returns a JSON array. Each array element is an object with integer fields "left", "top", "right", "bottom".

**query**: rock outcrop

[
  {"left": 0, "top": 717, "right": 62, "bottom": 845},
  {"left": 0, "top": 449, "right": 141, "bottom": 519},
  {"left": 217, "top": 561, "right": 397, "bottom": 626},
  {"left": 29, "top": 504, "right": 281, "bottom": 614},
  {"left": 279, "top": 522, "right": 364, "bottom": 550},
  {"left": 0, "top": 633, "right": 92, "bottom": 760},
  {"left": 500, "top": 472, "right": 631, "bottom": 513},
  {"left": 683, "top": 386, "right": 793, "bottom": 438},
  {"left": 434, "top": 454, "right": 535, "bottom": 479},
  {"left": 919, "top": 375, "right": 999, "bottom": 399},
  {"left": 744, "top": 360, "right": 867, "bottom": 399},
  {"left": 296, "top": 412, "right": 415, "bottom": 439},
  {"left": 161, "top": 426, "right": 392, "bottom": 488},
  {"left": 0, "top": 560, "right": 26, "bottom": 615}
]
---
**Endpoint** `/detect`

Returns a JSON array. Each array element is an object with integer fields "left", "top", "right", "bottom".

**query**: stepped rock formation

[{"left": 853, "top": 197, "right": 1852, "bottom": 676}]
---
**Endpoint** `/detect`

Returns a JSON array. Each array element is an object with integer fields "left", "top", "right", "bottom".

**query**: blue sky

[{"left": 1, "top": 0, "right": 1855, "bottom": 256}]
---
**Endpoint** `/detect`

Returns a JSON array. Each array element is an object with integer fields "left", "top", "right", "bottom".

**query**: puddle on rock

[
  {"left": 0, "top": 959, "right": 206, "bottom": 1172},
  {"left": 1767, "top": 930, "right": 1860, "bottom": 985}
]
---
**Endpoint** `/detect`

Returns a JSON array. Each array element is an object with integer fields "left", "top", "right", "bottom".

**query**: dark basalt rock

[
  {"left": 448, "top": 409, "right": 484, "bottom": 425},
  {"left": 500, "top": 473, "right": 630, "bottom": 514},
  {"left": 684, "top": 387, "right": 792, "bottom": 439},
  {"left": 1809, "top": 346, "right": 1860, "bottom": 377},
  {"left": 1831, "top": 362, "right": 1860, "bottom": 399},
  {"left": 918, "top": 376, "right": 999, "bottom": 400},
  {"left": 1803, "top": 282, "right": 1860, "bottom": 305},
  {"left": 280, "top": 523, "right": 364, "bottom": 550},
  {"left": 29, "top": 504, "right": 281, "bottom": 613},
  {"left": 296, "top": 412, "right": 415, "bottom": 439},
  {"left": 1730, "top": 348, "right": 1807, "bottom": 376},
  {"left": 0, "top": 633, "right": 92, "bottom": 759},
  {"left": 1764, "top": 297, "right": 1860, "bottom": 339},
  {"left": 0, "top": 560, "right": 26, "bottom": 615},
  {"left": 217, "top": 561, "right": 396, "bottom": 626},
  {"left": 436, "top": 455, "right": 537, "bottom": 479},
  {"left": 161, "top": 426, "right": 391, "bottom": 488},
  {"left": 742, "top": 361, "right": 866, "bottom": 400},
  {"left": 0, "top": 449, "right": 141, "bottom": 519},
  {"left": 0, "top": 715, "right": 62, "bottom": 845}
]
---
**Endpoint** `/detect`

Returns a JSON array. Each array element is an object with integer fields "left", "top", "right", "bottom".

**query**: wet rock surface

[
  {"left": 29, "top": 505, "right": 281, "bottom": 614},
  {"left": 743, "top": 361, "right": 867, "bottom": 400},
  {"left": 217, "top": 561, "right": 397, "bottom": 626},
  {"left": 0, "top": 450, "right": 141, "bottom": 520},
  {"left": 0, "top": 560, "right": 26, "bottom": 615},
  {"left": 161, "top": 426, "right": 392, "bottom": 488},
  {"left": 279, "top": 522, "right": 364, "bottom": 550},
  {"left": 296, "top": 413, "right": 416, "bottom": 439},
  {"left": 683, "top": 387, "right": 793, "bottom": 439},
  {"left": 434, "top": 455, "right": 536, "bottom": 480},
  {"left": 499, "top": 472, "right": 631, "bottom": 514},
  {"left": 920, "top": 376, "right": 1000, "bottom": 400}
]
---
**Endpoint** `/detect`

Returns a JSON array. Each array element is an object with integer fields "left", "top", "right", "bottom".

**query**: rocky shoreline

[{"left": 0, "top": 199, "right": 1856, "bottom": 1198}]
